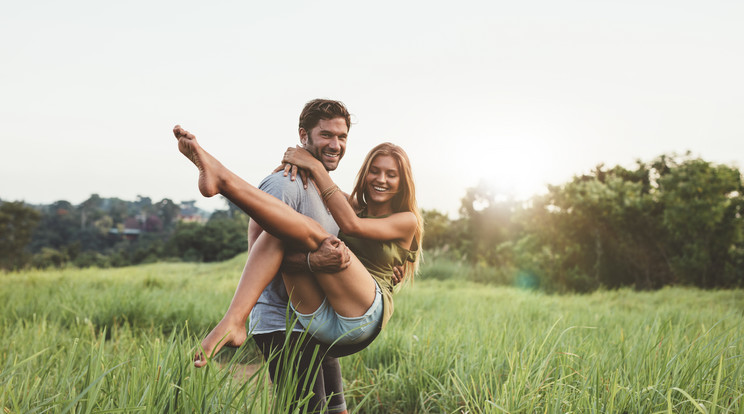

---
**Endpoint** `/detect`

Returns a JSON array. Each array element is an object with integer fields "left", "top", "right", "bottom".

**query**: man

[{"left": 247, "top": 99, "right": 353, "bottom": 414}]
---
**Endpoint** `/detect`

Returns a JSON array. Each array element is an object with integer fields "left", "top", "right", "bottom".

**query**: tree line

[
  {"left": 0, "top": 195, "right": 248, "bottom": 270},
  {"left": 2, "top": 152, "right": 742, "bottom": 291},
  {"left": 423, "top": 152, "right": 743, "bottom": 291}
]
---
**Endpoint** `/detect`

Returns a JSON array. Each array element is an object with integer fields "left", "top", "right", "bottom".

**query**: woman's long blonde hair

[{"left": 349, "top": 143, "right": 424, "bottom": 280}]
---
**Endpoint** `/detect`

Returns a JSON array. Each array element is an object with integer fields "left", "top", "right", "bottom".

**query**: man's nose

[{"left": 328, "top": 137, "right": 340, "bottom": 150}]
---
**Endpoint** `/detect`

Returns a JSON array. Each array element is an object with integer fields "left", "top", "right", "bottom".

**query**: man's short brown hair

[{"left": 298, "top": 99, "right": 351, "bottom": 132}]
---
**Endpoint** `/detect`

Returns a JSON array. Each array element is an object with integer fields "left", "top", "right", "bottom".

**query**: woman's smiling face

[{"left": 365, "top": 155, "right": 400, "bottom": 207}]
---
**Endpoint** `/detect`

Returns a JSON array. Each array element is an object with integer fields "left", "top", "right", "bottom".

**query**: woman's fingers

[
  {"left": 392, "top": 265, "right": 404, "bottom": 285},
  {"left": 272, "top": 163, "right": 293, "bottom": 176},
  {"left": 290, "top": 164, "right": 299, "bottom": 181},
  {"left": 299, "top": 169, "right": 309, "bottom": 188},
  {"left": 280, "top": 147, "right": 312, "bottom": 186}
]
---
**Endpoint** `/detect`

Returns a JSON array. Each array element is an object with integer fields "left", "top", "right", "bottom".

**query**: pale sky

[{"left": 2, "top": 0, "right": 743, "bottom": 217}]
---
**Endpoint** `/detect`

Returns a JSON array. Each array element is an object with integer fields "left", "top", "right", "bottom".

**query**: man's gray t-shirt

[{"left": 248, "top": 171, "right": 339, "bottom": 334}]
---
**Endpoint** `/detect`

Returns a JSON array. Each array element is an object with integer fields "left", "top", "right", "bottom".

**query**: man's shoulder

[{"left": 259, "top": 172, "right": 303, "bottom": 194}]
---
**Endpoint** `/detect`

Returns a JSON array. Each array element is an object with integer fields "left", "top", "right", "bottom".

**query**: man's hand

[
  {"left": 391, "top": 265, "right": 405, "bottom": 286},
  {"left": 308, "top": 236, "right": 351, "bottom": 273}
]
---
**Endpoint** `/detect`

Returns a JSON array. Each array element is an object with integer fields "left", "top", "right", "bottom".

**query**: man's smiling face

[{"left": 301, "top": 117, "right": 348, "bottom": 171}]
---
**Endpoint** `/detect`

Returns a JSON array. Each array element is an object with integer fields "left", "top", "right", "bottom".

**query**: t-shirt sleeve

[{"left": 258, "top": 171, "right": 303, "bottom": 210}]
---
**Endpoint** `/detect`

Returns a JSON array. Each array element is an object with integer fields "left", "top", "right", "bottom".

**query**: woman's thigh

[
  {"left": 313, "top": 253, "right": 377, "bottom": 318},
  {"left": 293, "top": 282, "right": 382, "bottom": 345},
  {"left": 283, "top": 251, "right": 376, "bottom": 319}
]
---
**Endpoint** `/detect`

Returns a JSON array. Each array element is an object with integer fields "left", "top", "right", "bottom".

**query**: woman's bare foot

[
  {"left": 172, "top": 125, "right": 222, "bottom": 198},
  {"left": 194, "top": 317, "right": 248, "bottom": 368}
]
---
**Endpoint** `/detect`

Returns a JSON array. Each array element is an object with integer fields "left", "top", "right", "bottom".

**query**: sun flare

[{"left": 467, "top": 138, "right": 554, "bottom": 201}]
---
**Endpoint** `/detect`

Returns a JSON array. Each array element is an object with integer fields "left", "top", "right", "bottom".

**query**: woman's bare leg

[
  {"left": 194, "top": 232, "right": 285, "bottom": 367},
  {"left": 283, "top": 252, "right": 376, "bottom": 318},
  {"left": 173, "top": 125, "right": 328, "bottom": 251},
  {"left": 198, "top": 239, "right": 377, "bottom": 365},
  {"left": 173, "top": 125, "right": 375, "bottom": 346}
]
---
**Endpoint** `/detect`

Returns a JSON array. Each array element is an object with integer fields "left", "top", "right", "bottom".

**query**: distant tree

[
  {"left": 93, "top": 215, "right": 113, "bottom": 235},
  {"left": 200, "top": 214, "right": 249, "bottom": 261},
  {"left": 0, "top": 201, "right": 42, "bottom": 270},
  {"left": 657, "top": 156, "right": 743, "bottom": 287},
  {"left": 512, "top": 154, "right": 743, "bottom": 291},
  {"left": 29, "top": 200, "right": 79, "bottom": 253},
  {"left": 165, "top": 207, "right": 248, "bottom": 262},
  {"left": 421, "top": 209, "right": 452, "bottom": 251},
  {"left": 457, "top": 183, "right": 521, "bottom": 265},
  {"left": 135, "top": 195, "right": 153, "bottom": 211},
  {"left": 80, "top": 193, "right": 103, "bottom": 230},
  {"left": 515, "top": 163, "right": 667, "bottom": 291},
  {"left": 107, "top": 198, "right": 132, "bottom": 224},
  {"left": 165, "top": 222, "right": 203, "bottom": 261},
  {"left": 156, "top": 198, "right": 180, "bottom": 229},
  {"left": 31, "top": 247, "right": 68, "bottom": 269}
]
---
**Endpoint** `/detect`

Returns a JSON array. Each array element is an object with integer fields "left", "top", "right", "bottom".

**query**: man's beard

[{"left": 305, "top": 136, "right": 341, "bottom": 171}]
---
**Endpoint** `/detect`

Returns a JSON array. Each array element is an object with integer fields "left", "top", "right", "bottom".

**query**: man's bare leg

[{"left": 194, "top": 232, "right": 285, "bottom": 367}]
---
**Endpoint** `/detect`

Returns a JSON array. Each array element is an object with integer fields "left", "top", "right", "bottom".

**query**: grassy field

[{"left": 1, "top": 256, "right": 743, "bottom": 413}]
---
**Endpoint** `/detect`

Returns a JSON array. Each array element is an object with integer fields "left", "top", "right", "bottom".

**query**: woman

[{"left": 172, "top": 125, "right": 422, "bottom": 366}]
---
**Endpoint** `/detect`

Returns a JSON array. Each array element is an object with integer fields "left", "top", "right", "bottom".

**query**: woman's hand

[
  {"left": 273, "top": 162, "right": 310, "bottom": 188},
  {"left": 283, "top": 146, "right": 322, "bottom": 171},
  {"left": 272, "top": 146, "right": 320, "bottom": 188},
  {"left": 392, "top": 265, "right": 405, "bottom": 286}
]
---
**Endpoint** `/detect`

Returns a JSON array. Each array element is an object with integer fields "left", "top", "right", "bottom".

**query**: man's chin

[{"left": 323, "top": 161, "right": 340, "bottom": 171}]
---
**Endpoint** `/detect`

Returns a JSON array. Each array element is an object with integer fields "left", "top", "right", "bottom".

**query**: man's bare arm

[
  {"left": 251, "top": 219, "right": 402, "bottom": 284},
  {"left": 281, "top": 236, "right": 351, "bottom": 274},
  {"left": 249, "top": 219, "right": 351, "bottom": 274}
]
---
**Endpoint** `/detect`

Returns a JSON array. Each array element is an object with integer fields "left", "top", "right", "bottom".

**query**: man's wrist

[{"left": 280, "top": 250, "right": 309, "bottom": 273}]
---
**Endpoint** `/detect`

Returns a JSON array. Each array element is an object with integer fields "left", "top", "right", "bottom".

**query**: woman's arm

[{"left": 283, "top": 147, "right": 416, "bottom": 243}]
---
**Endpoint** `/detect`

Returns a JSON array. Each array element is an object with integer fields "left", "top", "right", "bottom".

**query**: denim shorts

[{"left": 293, "top": 282, "right": 383, "bottom": 346}]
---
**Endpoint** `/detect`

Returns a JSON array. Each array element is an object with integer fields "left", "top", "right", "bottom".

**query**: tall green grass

[
  {"left": 2, "top": 258, "right": 743, "bottom": 413},
  {"left": 357, "top": 281, "right": 744, "bottom": 413}
]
